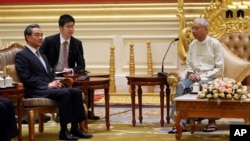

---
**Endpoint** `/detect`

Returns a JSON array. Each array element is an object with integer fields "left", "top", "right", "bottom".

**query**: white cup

[
  {"left": 190, "top": 82, "right": 200, "bottom": 93},
  {"left": 4, "top": 75, "right": 13, "bottom": 86},
  {"left": 0, "top": 77, "right": 4, "bottom": 87}
]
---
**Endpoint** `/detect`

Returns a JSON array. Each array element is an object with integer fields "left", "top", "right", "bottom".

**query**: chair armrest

[
  {"left": 167, "top": 72, "right": 180, "bottom": 105},
  {"left": 13, "top": 82, "right": 23, "bottom": 88},
  {"left": 55, "top": 77, "right": 74, "bottom": 88}
]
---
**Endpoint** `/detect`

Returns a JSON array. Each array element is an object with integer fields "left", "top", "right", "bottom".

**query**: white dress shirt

[{"left": 186, "top": 36, "right": 224, "bottom": 78}]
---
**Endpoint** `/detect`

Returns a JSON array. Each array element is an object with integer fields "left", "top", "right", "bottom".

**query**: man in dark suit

[
  {"left": 39, "top": 14, "right": 84, "bottom": 74},
  {"left": 40, "top": 14, "right": 100, "bottom": 120},
  {"left": 0, "top": 98, "right": 18, "bottom": 141},
  {"left": 15, "top": 24, "right": 92, "bottom": 140}
]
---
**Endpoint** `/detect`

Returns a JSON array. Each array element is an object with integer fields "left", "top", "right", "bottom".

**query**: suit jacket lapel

[
  {"left": 68, "top": 38, "right": 76, "bottom": 64},
  {"left": 41, "top": 53, "right": 54, "bottom": 79},
  {"left": 55, "top": 34, "right": 61, "bottom": 57},
  {"left": 26, "top": 48, "right": 50, "bottom": 76},
  {"left": 25, "top": 47, "right": 54, "bottom": 81},
  {"left": 25, "top": 47, "right": 43, "bottom": 69}
]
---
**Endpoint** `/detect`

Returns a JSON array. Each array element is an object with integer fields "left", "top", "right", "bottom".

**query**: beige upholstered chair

[{"left": 0, "top": 42, "right": 73, "bottom": 141}]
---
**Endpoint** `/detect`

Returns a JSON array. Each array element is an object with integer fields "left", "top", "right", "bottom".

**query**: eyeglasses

[{"left": 192, "top": 26, "right": 204, "bottom": 31}]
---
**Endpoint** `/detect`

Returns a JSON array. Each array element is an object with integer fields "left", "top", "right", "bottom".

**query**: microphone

[{"left": 157, "top": 38, "right": 179, "bottom": 76}]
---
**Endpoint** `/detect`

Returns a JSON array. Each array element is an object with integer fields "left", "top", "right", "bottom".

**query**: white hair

[{"left": 194, "top": 18, "right": 209, "bottom": 28}]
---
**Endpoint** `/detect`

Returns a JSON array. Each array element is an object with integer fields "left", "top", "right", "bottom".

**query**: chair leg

[
  {"left": 17, "top": 107, "right": 23, "bottom": 141},
  {"left": 38, "top": 113, "right": 44, "bottom": 132},
  {"left": 27, "top": 110, "right": 35, "bottom": 141},
  {"left": 52, "top": 109, "right": 57, "bottom": 121}
]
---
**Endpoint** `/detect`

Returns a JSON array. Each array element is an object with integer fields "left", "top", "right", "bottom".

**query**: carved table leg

[
  {"left": 104, "top": 87, "right": 110, "bottom": 130},
  {"left": 165, "top": 83, "right": 170, "bottom": 124},
  {"left": 131, "top": 84, "right": 136, "bottom": 126},
  {"left": 174, "top": 110, "right": 182, "bottom": 140},
  {"left": 189, "top": 118, "right": 195, "bottom": 134},
  {"left": 138, "top": 86, "right": 143, "bottom": 124},
  {"left": 160, "top": 83, "right": 164, "bottom": 127}
]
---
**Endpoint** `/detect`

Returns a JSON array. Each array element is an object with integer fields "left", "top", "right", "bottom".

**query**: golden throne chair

[{"left": 177, "top": 0, "right": 250, "bottom": 86}]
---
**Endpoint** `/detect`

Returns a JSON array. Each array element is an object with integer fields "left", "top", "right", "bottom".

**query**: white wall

[{"left": 0, "top": 3, "right": 207, "bottom": 93}]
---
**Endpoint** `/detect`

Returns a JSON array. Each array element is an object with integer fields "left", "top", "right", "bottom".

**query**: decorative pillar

[
  {"left": 146, "top": 41, "right": 153, "bottom": 75},
  {"left": 146, "top": 41, "right": 154, "bottom": 93},
  {"left": 109, "top": 45, "right": 116, "bottom": 93},
  {"left": 128, "top": 43, "right": 135, "bottom": 93},
  {"left": 129, "top": 43, "right": 135, "bottom": 75}
]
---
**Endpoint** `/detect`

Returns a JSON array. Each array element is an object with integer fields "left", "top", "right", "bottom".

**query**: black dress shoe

[
  {"left": 70, "top": 129, "right": 93, "bottom": 139},
  {"left": 59, "top": 130, "right": 78, "bottom": 140},
  {"left": 88, "top": 111, "right": 100, "bottom": 120}
]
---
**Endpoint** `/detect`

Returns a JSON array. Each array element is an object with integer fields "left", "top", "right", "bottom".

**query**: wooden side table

[
  {"left": 126, "top": 75, "right": 170, "bottom": 127},
  {"left": 73, "top": 77, "right": 111, "bottom": 130},
  {"left": 0, "top": 83, "right": 24, "bottom": 141},
  {"left": 63, "top": 72, "right": 109, "bottom": 79}
]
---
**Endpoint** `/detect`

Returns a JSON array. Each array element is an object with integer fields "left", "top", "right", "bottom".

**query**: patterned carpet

[
  {"left": 95, "top": 93, "right": 164, "bottom": 106},
  {"left": 13, "top": 105, "right": 243, "bottom": 141},
  {"left": 88, "top": 105, "right": 243, "bottom": 141},
  {"left": 12, "top": 94, "right": 244, "bottom": 141}
]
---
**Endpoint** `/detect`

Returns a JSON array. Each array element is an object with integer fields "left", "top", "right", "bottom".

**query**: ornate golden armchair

[{"left": 177, "top": 0, "right": 250, "bottom": 86}]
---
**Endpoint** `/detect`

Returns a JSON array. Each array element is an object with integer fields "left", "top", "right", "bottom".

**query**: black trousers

[
  {"left": 47, "top": 88, "right": 86, "bottom": 125},
  {"left": 25, "top": 87, "right": 86, "bottom": 129},
  {"left": 0, "top": 98, "right": 18, "bottom": 141}
]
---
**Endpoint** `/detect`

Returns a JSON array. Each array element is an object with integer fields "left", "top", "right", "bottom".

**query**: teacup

[
  {"left": 4, "top": 75, "right": 13, "bottom": 87},
  {"left": 190, "top": 82, "right": 200, "bottom": 93},
  {"left": 0, "top": 77, "right": 4, "bottom": 87}
]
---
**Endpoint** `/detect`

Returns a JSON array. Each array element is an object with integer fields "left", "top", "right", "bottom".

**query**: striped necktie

[{"left": 63, "top": 41, "right": 68, "bottom": 68}]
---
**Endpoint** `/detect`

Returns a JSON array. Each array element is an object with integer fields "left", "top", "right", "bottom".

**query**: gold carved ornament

[{"left": 177, "top": 0, "right": 250, "bottom": 65}]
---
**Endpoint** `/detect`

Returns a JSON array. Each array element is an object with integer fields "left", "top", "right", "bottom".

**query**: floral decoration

[{"left": 197, "top": 78, "right": 248, "bottom": 100}]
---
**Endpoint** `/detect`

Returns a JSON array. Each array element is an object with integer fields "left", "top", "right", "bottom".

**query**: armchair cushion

[
  {"left": 222, "top": 43, "right": 250, "bottom": 82},
  {"left": 23, "top": 98, "right": 57, "bottom": 107}
]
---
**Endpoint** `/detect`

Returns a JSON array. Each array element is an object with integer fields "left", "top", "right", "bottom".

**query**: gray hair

[
  {"left": 194, "top": 18, "right": 209, "bottom": 28},
  {"left": 24, "top": 24, "right": 40, "bottom": 42}
]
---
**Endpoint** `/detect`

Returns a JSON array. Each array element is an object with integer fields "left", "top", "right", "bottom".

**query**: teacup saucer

[{"left": 0, "top": 85, "right": 15, "bottom": 89}]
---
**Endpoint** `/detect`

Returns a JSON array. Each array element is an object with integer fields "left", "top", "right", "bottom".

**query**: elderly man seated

[{"left": 168, "top": 17, "right": 224, "bottom": 133}]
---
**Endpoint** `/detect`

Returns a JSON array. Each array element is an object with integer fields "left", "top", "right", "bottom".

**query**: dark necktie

[{"left": 63, "top": 41, "right": 68, "bottom": 68}]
